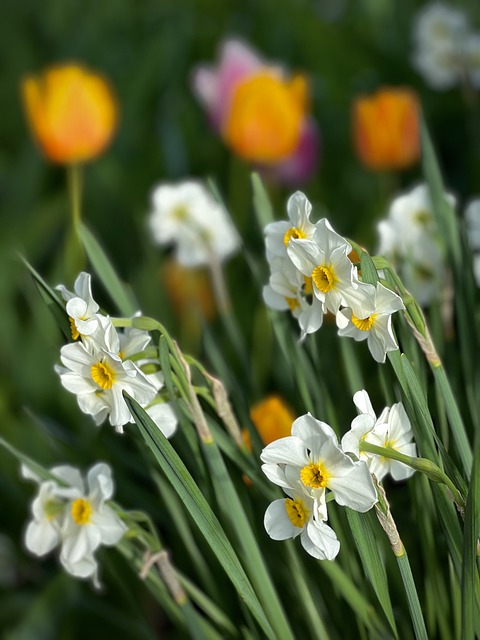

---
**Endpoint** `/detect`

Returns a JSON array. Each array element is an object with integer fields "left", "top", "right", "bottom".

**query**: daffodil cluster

[
  {"left": 412, "top": 3, "right": 480, "bottom": 90},
  {"left": 55, "top": 272, "right": 177, "bottom": 435},
  {"left": 263, "top": 191, "right": 405, "bottom": 362},
  {"left": 22, "top": 462, "right": 126, "bottom": 587},
  {"left": 261, "top": 393, "right": 417, "bottom": 559},
  {"left": 261, "top": 412, "right": 378, "bottom": 560},
  {"left": 377, "top": 183, "right": 452, "bottom": 307}
]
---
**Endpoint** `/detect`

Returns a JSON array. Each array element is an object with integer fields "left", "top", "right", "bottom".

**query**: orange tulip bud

[
  {"left": 22, "top": 63, "right": 117, "bottom": 164},
  {"left": 250, "top": 395, "right": 296, "bottom": 445},
  {"left": 223, "top": 72, "right": 308, "bottom": 163},
  {"left": 353, "top": 87, "right": 420, "bottom": 171}
]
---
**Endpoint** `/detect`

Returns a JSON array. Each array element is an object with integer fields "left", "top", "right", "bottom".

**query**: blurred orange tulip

[
  {"left": 223, "top": 72, "right": 308, "bottom": 163},
  {"left": 22, "top": 63, "right": 117, "bottom": 164},
  {"left": 162, "top": 258, "right": 216, "bottom": 321},
  {"left": 353, "top": 87, "right": 420, "bottom": 170},
  {"left": 249, "top": 395, "right": 296, "bottom": 445}
]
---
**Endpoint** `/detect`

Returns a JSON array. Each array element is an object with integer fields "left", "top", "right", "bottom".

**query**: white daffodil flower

[
  {"left": 265, "top": 191, "right": 317, "bottom": 263},
  {"left": 465, "top": 199, "right": 480, "bottom": 287},
  {"left": 21, "top": 465, "right": 78, "bottom": 557},
  {"left": 145, "top": 402, "right": 178, "bottom": 439},
  {"left": 288, "top": 220, "right": 375, "bottom": 316},
  {"left": 22, "top": 463, "right": 126, "bottom": 587},
  {"left": 148, "top": 180, "right": 239, "bottom": 267},
  {"left": 263, "top": 257, "right": 325, "bottom": 338},
  {"left": 264, "top": 479, "right": 340, "bottom": 561},
  {"left": 342, "top": 390, "right": 416, "bottom": 482},
  {"left": 56, "top": 340, "right": 157, "bottom": 432},
  {"left": 377, "top": 184, "right": 452, "bottom": 306},
  {"left": 261, "top": 413, "right": 377, "bottom": 516},
  {"left": 412, "top": 3, "right": 469, "bottom": 90},
  {"left": 56, "top": 272, "right": 100, "bottom": 340},
  {"left": 336, "top": 282, "right": 404, "bottom": 363},
  {"left": 59, "top": 463, "right": 126, "bottom": 585}
]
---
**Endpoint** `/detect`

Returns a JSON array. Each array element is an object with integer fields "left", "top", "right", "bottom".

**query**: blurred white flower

[
  {"left": 377, "top": 184, "right": 452, "bottom": 306},
  {"left": 465, "top": 198, "right": 480, "bottom": 286},
  {"left": 342, "top": 390, "right": 417, "bottom": 482},
  {"left": 59, "top": 463, "right": 126, "bottom": 585},
  {"left": 412, "top": 3, "right": 469, "bottom": 90},
  {"left": 148, "top": 181, "right": 239, "bottom": 267},
  {"left": 336, "top": 282, "right": 404, "bottom": 363},
  {"left": 56, "top": 272, "right": 100, "bottom": 340},
  {"left": 22, "top": 462, "right": 126, "bottom": 587},
  {"left": 264, "top": 478, "right": 340, "bottom": 561}
]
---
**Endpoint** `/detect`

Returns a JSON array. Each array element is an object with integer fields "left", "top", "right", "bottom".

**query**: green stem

[
  {"left": 360, "top": 441, "right": 465, "bottom": 509},
  {"left": 68, "top": 163, "right": 82, "bottom": 229}
]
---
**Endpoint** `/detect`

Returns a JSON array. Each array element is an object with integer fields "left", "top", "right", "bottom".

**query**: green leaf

[
  {"left": 21, "top": 255, "right": 71, "bottom": 340},
  {"left": 461, "top": 443, "right": 480, "bottom": 640},
  {"left": 124, "top": 394, "right": 276, "bottom": 640},
  {"left": 251, "top": 173, "right": 274, "bottom": 229},
  {"left": 346, "top": 509, "right": 398, "bottom": 637},
  {"left": 360, "top": 251, "right": 379, "bottom": 286},
  {"left": 78, "top": 222, "right": 136, "bottom": 316},
  {"left": 396, "top": 551, "right": 428, "bottom": 640}
]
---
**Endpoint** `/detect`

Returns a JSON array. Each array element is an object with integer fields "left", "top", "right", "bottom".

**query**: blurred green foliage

[{"left": 1, "top": 0, "right": 480, "bottom": 637}]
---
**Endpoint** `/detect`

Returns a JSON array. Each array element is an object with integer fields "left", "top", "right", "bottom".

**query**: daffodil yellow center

[
  {"left": 300, "top": 463, "right": 330, "bottom": 489},
  {"left": 283, "top": 226, "right": 307, "bottom": 246},
  {"left": 173, "top": 204, "right": 188, "bottom": 220},
  {"left": 285, "top": 296, "right": 299, "bottom": 311},
  {"left": 413, "top": 209, "right": 432, "bottom": 226},
  {"left": 312, "top": 265, "right": 336, "bottom": 293},
  {"left": 91, "top": 360, "right": 115, "bottom": 389},
  {"left": 69, "top": 317, "right": 80, "bottom": 341},
  {"left": 285, "top": 497, "right": 308, "bottom": 528},
  {"left": 351, "top": 313, "right": 377, "bottom": 331},
  {"left": 71, "top": 498, "right": 92, "bottom": 525}
]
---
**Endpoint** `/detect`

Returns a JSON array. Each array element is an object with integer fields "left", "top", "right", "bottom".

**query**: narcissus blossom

[
  {"left": 353, "top": 88, "right": 420, "bottom": 170},
  {"left": 56, "top": 336, "right": 157, "bottom": 432},
  {"left": 265, "top": 191, "right": 317, "bottom": 263},
  {"left": 264, "top": 478, "right": 340, "bottom": 560},
  {"left": 465, "top": 199, "right": 480, "bottom": 286},
  {"left": 56, "top": 272, "right": 100, "bottom": 340},
  {"left": 192, "top": 39, "right": 319, "bottom": 184},
  {"left": 412, "top": 3, "right": 479, "bottom": 90},
  {"left": 22, "top": 462, "right": 126, "bottom": 586},
  {"left": 377, "top": 183, "right": 452, "bottom": 306},
  {"left": 261, "top": 412, "right": 376, "bottom": 559},
  {"left": 22, "top": 63, "right": 117, "bottom": 164},
  {"left": 262, "top": 413, "right": 377, "bottom": 517},
  {"left": 288, "top": 219, "right": 376, "bottom": 316},
  {"left": 336, "top": 282, "right": 404, "bottom": 363},
  {"left": 148, "top": 181, "right": 239, "bottom": 267},
  {"left": 342, "top": 390, "right": 417, "bottom": 482}
]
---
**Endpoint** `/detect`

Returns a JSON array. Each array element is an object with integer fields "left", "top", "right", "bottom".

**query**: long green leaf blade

[{"left": 124, "top": 394, "right": 276, "bottom": 640}]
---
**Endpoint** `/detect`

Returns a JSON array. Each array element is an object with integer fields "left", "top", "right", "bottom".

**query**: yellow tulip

[
  {"left": 223, "top": 72, "right": 307, "bottom": 163},
  {"left": 22, "top": 63, "right": 117, "bottom": 164},
  {"left": 249, "top": 395, "right": 296, "bottom": 445},
  {"left": 353, "top": 87, "right": 420, "bottom": 171}
]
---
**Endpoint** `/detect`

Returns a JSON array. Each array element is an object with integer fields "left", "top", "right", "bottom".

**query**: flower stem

[
  {"left": 68, "top": 163, "right": 82, "bottom": 230},
  {"left": 360, "top": 441, "right": 465, "bottom": 509}
]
